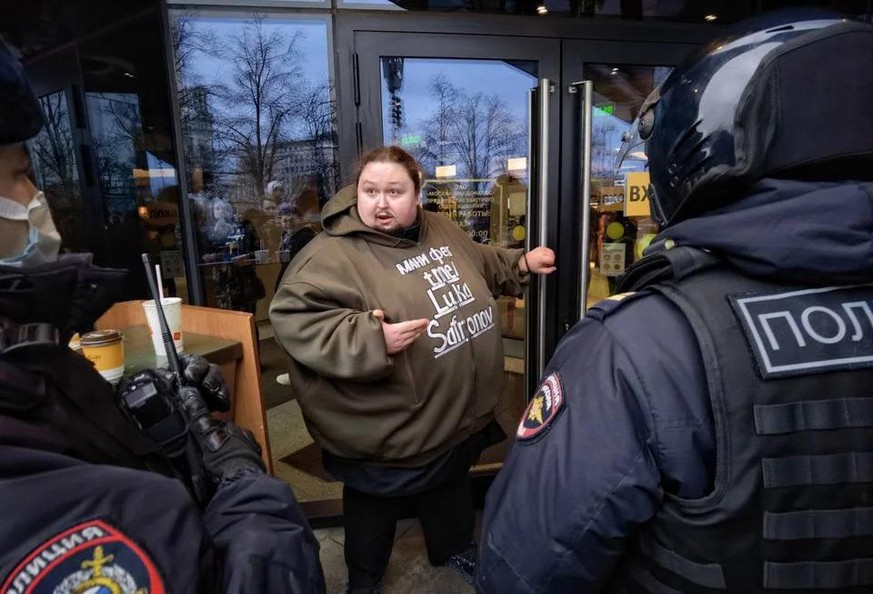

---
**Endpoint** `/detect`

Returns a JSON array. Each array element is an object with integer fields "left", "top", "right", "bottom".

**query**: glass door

[
  {"left": 355, "top": 32, "right": 561, "bottom": 474},
  {"left": 25, "top": 49, "right": 104, "bottom": 261},
  {"left": 557, "top": 40, "right": 698, "bottom": 329}
]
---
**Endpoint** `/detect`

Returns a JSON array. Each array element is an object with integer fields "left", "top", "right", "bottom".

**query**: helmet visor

[
  {"left": 615, "top": 118, "right": 648, "bottom": 174},
  {"left": 614, "top": 86, "right": 661, "bottom": 175}
]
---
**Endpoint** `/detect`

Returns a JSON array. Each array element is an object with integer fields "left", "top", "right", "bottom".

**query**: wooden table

[
  {"left": 121, "top": 325, "right": 242, "bottom": 376},
  {"left": 98, "top": 302, "right": 271, "bottom": 472}
]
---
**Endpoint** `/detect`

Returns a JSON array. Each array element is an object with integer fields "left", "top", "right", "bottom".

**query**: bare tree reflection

[
  {"left": 30, "top": 93, "right": 78, "bottom": 208},
  {"left": 28, "top": 91, "right": 86, "bottom": 250},
  {"left": 416, "top": 74, "right": 524, "bottom": 191},
  {"left": 172, "top": 14, "right": 339, "bottom": 206}
]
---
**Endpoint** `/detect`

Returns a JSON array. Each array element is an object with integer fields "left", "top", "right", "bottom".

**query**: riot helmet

[
  {"left": 0, "top": 39, "right": 43, "bottom": 145},
  {"left": 620, "top": 10, "right": 873, "bottom": 227}
]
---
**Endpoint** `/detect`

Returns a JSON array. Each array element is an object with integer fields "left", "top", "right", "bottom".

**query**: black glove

[
  {"left": 119, "top": 355, "right": 263, "bottom": 486},
  {"left": 151, "top": 354, "right": 231, "bottom": 413},
  {"left": 177, "top": 384, "right": 266, "bottom": 482}
]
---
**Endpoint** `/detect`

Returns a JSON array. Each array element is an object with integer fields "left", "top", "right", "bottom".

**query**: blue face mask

[{"left": 0, "top": 191, "right": 61, "bottom": 267}]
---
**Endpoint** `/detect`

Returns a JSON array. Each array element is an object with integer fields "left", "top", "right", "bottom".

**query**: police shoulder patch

[
  {"left": 2, "top": 519, "right": 166, "bottom": 594},
  {"left": 517, "top": 372, "right": 565, "bottom": 441}
]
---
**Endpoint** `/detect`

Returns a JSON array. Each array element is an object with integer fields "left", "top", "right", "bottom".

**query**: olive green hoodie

[{"left": 269, "top": 185, "right": 526, "bottom": 467}]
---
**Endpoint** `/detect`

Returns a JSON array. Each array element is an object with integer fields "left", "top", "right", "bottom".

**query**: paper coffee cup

[
  {"left": 68, "top": 332, "right": 81, "bottom": 352},
  {"left": 81, "top": 329, "right": 125, "bottom": 384},
  {"left": 254, "top": 249, "right": 269, "bottom": 264},
  {"left": 143, "top": 297, "right": 184, "bottom": 357}
]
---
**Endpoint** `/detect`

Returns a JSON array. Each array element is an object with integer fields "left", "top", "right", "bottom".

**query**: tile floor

[{"left": 314, "top": 517, "right": 478, "bottom": 594}]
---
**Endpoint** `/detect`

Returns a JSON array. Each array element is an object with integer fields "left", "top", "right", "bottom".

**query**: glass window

[
  {"left": 28, "top": 91, "right": 87, "bottom": 254},
  {"left": 381, "top": 57, "right": 532, "bottom": 245},
  {"left": 170, "top": 12, "right": 338, "bottom": 321},
  {"left": 379, "top": 57, "right": 534, "bottom": 344},
  {"left": 78, "top": 11, "right": 188, "bottom": 301},
  {"left": 586, "top": 64, "right": 670, "bottom": 308}
]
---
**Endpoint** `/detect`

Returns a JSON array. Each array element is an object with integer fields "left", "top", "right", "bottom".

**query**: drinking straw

[{"left": 156, "top": 264, "right": 165, "bottom": 301}]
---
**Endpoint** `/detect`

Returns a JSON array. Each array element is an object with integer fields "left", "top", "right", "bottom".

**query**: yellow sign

[{"left": 624, "top": 172, "right": 651, "bottom": 217}]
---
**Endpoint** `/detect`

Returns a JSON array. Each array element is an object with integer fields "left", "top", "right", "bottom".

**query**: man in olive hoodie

[{"left": 270, "top": 146, "right": 555, "bottom": 593}]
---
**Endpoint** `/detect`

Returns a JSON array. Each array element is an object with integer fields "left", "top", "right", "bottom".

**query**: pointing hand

[{"left": 373, "top": 309, "right": 429, "bottom": 355}]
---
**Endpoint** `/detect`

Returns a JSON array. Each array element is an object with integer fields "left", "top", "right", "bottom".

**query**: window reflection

[
  {"left": 379, "top": 57, "right": 534, "bottom": 342},
  {"left": 87, "top": 93, "right": 142, "bottom": 218},
  {"left": 171, "top": 13, "right": 337, "bottom": 316},
  {"left": 78, "top": 12, "right": 187, "bottom": 300},
  {"left": 587, "top": 64, "right": 669, "bottom": 307},
  {"left": 382, "top": 58, "right": 531, "bottom": 244},
  {"left": 28, "top": 91, "right": 86, "bottom": 253}
]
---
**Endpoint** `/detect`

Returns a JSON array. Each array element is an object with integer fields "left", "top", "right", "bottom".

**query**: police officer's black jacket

[
  {"left": 477, "top": 179, "right": 873, "bottom": 593},
  {"left": 0, "top": 330, "right": 324, "bottom": 593}
]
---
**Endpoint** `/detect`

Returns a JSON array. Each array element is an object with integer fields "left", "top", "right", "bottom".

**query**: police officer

[
  {"left": 477, "top": 10, "right": 873, "bottom": 593},
  {"left": 0, "top": 40, "right": 325, "bottom": 593}
]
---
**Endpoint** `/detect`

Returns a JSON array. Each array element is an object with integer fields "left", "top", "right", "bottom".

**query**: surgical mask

[{"left": 0, "top": 191, "right": 61, "bottom": 266}]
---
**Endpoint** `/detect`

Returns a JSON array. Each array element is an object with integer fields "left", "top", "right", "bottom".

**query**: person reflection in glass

[
  {"left": 208, "top": 197, "right": 235, "bottom": 248},
  {"left": 269, "top": 146, "right": 556, "bottom": 593}
]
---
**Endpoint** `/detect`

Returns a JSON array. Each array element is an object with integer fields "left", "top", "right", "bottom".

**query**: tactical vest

[{"left": 616, "top": 247, "right": 873, "bottom": 592}]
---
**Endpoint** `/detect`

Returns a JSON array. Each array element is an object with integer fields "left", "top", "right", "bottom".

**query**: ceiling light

[
  {"left": 704, "top": 14, "right": 718, "bottom": 22},
  {"left": 536, "top": 5, "right": 548, "bottom": 15}
]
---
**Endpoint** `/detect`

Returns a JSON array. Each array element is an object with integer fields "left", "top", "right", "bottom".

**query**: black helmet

[
  {"left": 625, "top": 10, "right": 873, "bottom": 227},
  {"left": 0, "top": 39, "right": 43, "bottom": 144}
]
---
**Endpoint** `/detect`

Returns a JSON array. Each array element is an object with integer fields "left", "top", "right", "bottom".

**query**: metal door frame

[{"left": 349, "top": 29, "right": 562, "bottom": 393}]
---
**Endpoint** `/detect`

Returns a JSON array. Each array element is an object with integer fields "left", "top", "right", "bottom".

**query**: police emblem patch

[
  {"left": 1, "top": 519, "right": 165, "bottom": 594},
  {"left": 517, "top": 372, "right": 564, "bottom": 441}
]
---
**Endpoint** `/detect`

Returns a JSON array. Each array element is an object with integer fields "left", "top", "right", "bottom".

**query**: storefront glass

[
  {"left": 585, "top": 63, "right": 669, "bottom": 308},
  {"left": 79, "top": 13, "right": 188, "bottom": 300},
  {"left": 28, "top": 91, "right": 87, "bottom": 254},
  {"left": 169, "top": 12, "right": 338, "bottom": 318},
  {"left": 379, "top": 56, "right": 534, "bottom": 340}
]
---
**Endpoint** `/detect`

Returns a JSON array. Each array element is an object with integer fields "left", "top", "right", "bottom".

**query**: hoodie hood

[
  {"left": 321, "top": 183, "right": 424, "bottom": 248},
  {"left": 654, "top": 179, "right": 873, "bottom": 285}
]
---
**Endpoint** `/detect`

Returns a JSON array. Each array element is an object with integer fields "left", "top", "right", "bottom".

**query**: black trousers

[{"left": 343, "top": 470, "right": 475, "bottom": 588}]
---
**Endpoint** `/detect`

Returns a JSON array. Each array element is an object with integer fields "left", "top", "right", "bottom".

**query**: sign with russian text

[
  {"left": 624, "top": 172, "right": 651, "bottom": 217},
  {"left": 731, "top": 285, "right": 873, "bottom": 379}
]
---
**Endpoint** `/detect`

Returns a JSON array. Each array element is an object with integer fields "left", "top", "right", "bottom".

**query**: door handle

[
  {"left": 535, "top": 77, "right": 553, "bottom": 380},
  {"left": 524, "top": 85, "right": 537, "bottom": 395},
  {"left": 569, "top": 80, "right": 594, "bottom": 320}
]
